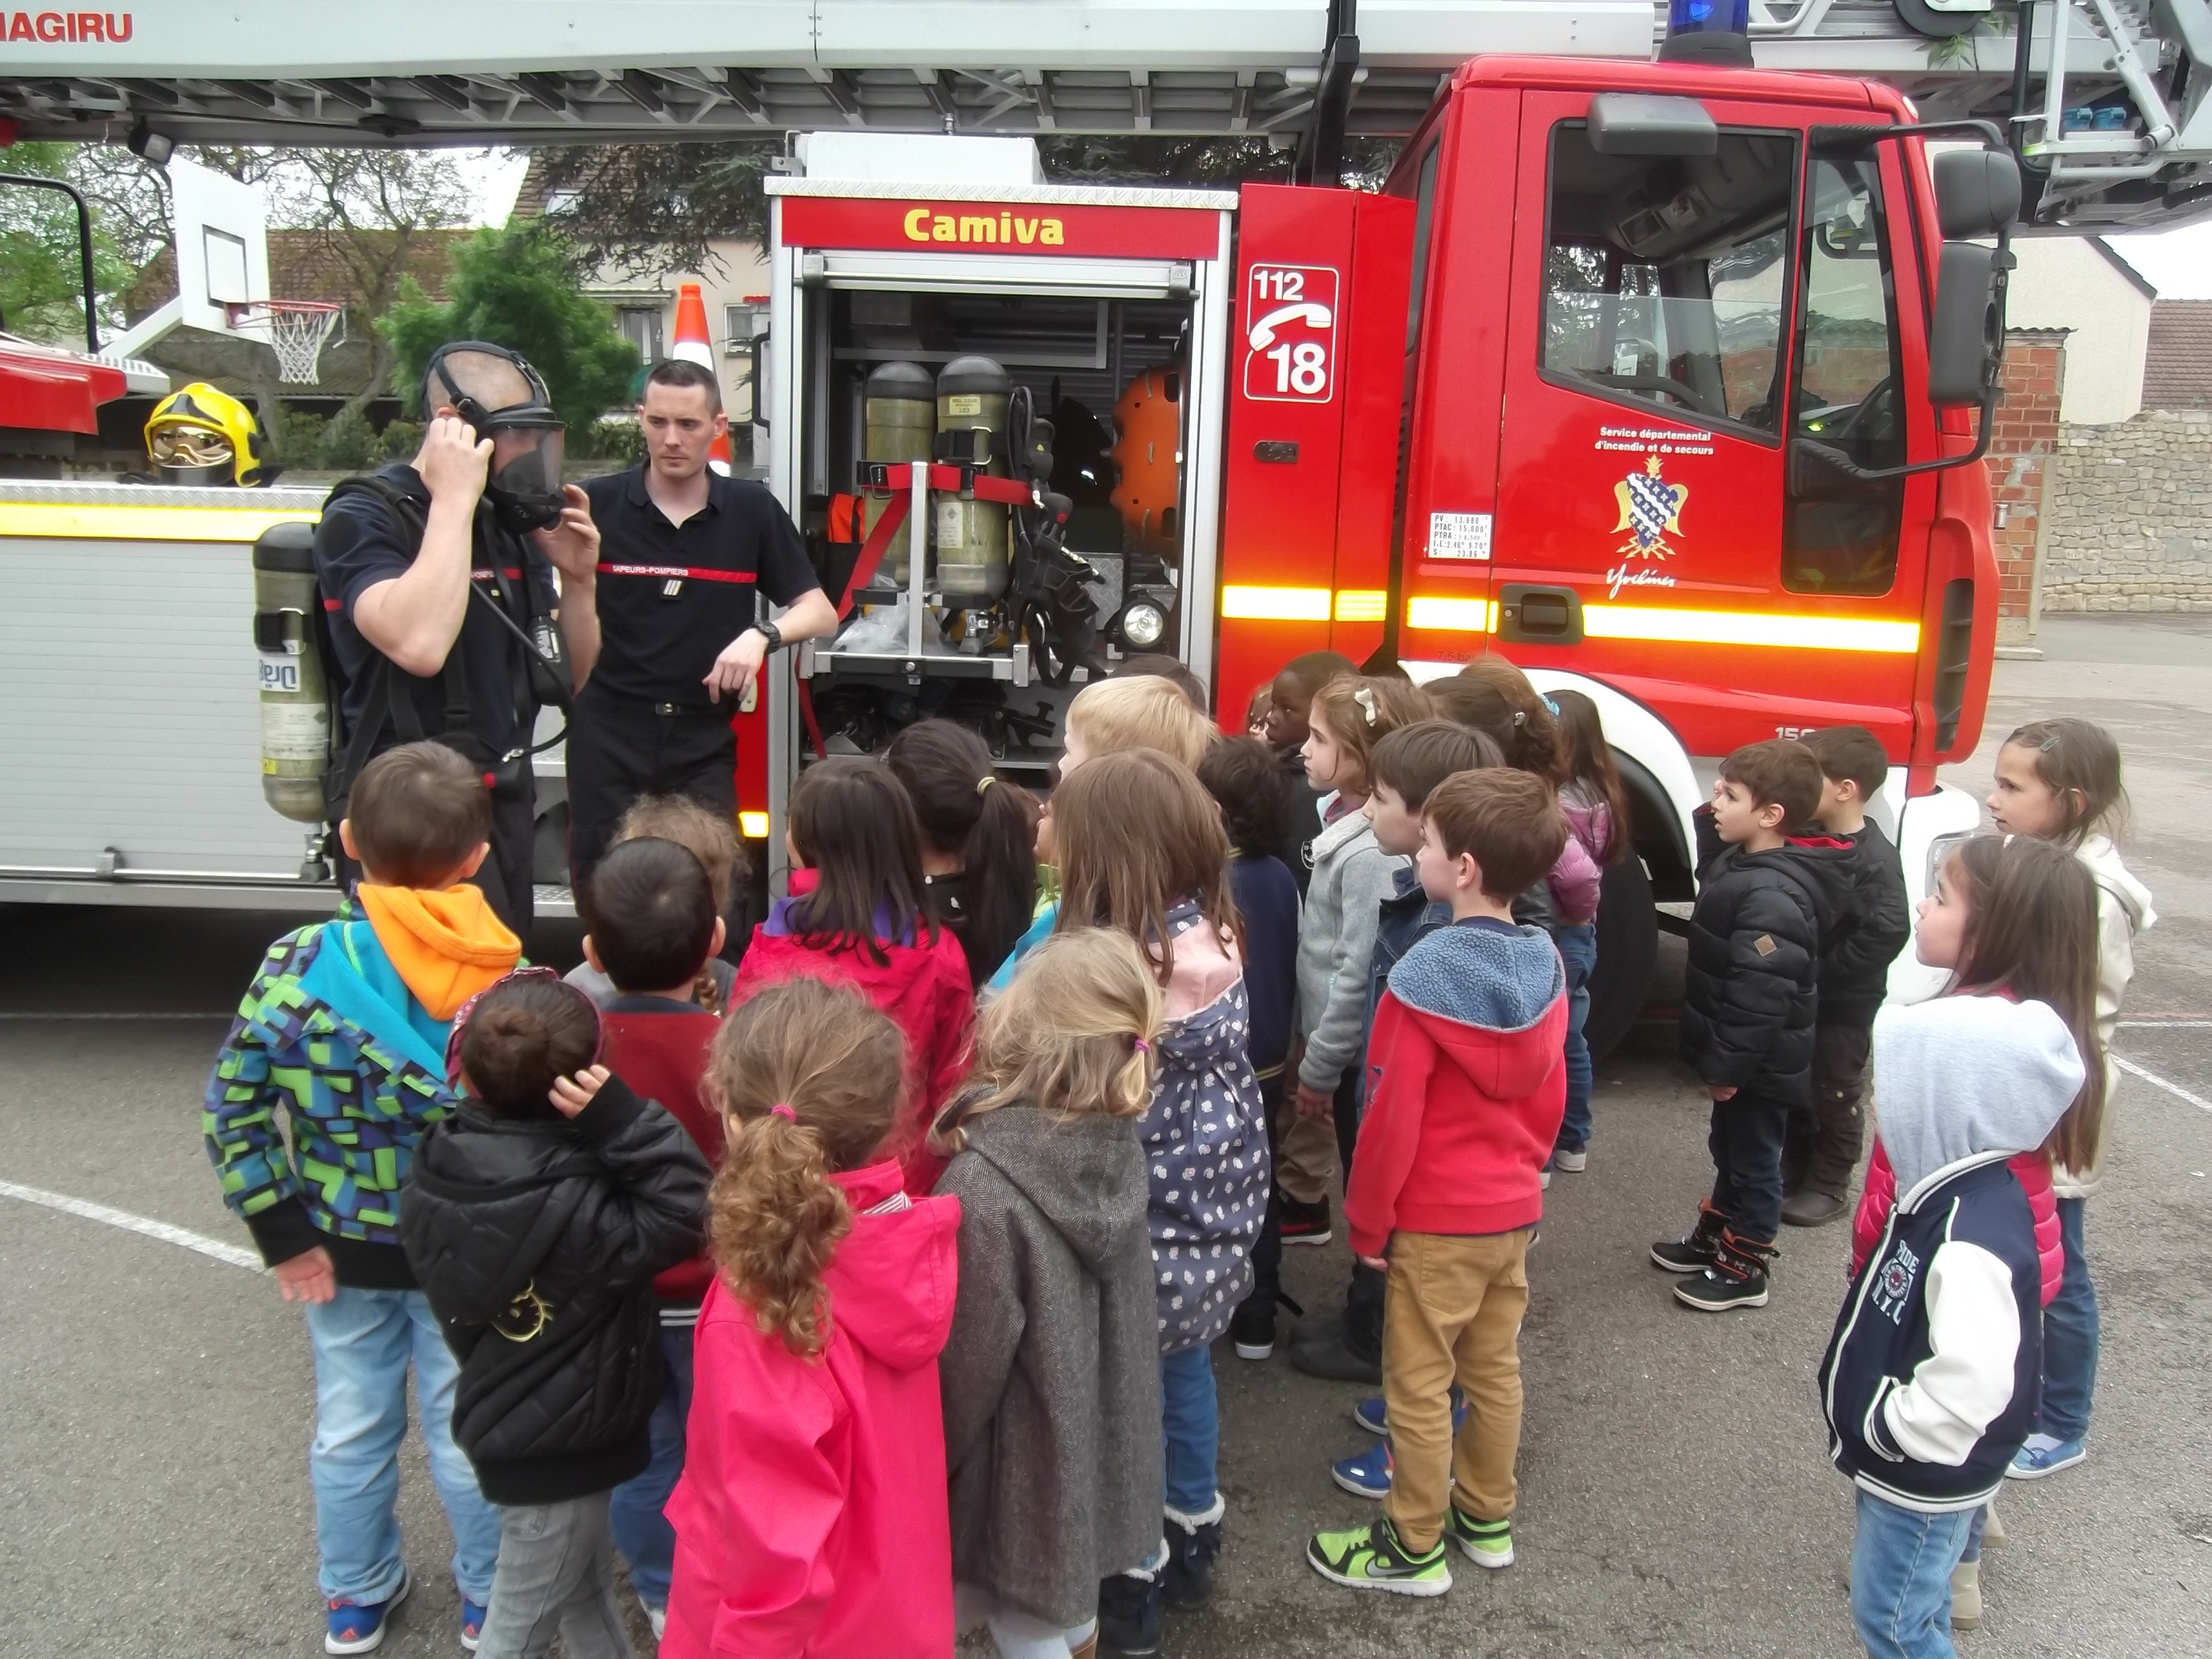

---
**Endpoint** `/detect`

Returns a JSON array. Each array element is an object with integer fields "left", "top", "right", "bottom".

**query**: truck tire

[{"left": 1585, "top": 855, "right": 1658, "bottom": 1063}]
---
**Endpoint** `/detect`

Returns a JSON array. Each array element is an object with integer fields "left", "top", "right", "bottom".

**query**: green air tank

[
  {"left": 935, "top": 355, "right": 1012, "bottom": 599},
  {"left": 251, "top": 520, "right": 333, "bottom": 824},
  {"left": 862, "top": 361, "right": 935, "bottom": 587}
]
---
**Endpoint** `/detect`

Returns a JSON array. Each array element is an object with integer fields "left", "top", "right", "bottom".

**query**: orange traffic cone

[{"left": 671, "top": 281, "right": 734, "bottom": 476}]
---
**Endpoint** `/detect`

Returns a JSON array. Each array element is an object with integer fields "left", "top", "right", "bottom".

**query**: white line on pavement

[
  {"left": 0, "top": 1179, "right": 265, "bottom": 1272},
  {"left": 2119, "top": 1020, "right": 2212, "bottom": 1029},
  {"left": 2115, "top": 1056, "right": 2212, "bottom": 1113},
  {"left": 0, "top": 1011, "right": 230, "bottom": 1020}
]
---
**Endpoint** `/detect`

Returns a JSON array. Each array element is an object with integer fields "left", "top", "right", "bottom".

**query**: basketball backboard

[{"left": 169, "top": 158, "right": 269, "bottom": 336}]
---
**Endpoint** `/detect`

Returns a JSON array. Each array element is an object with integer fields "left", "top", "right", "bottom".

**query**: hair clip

[
  {"left": 769, "top": 1102, "right": 796, "bottom": 1121},
  {"left": 1511, "top": 709, "right": 1528, "bottom": 727},
  {"left": 976, "top": 775, "right": 997, "bottom": 795},
  {"left": 1542, "top": 696, "right": 1560, "bottom": 716},
  {"left": 1353, "top": 685, "right": 1379, "bottom": 727},
  {"left": 2041, "top": 734, "right": 2062, "bottom": 752}
]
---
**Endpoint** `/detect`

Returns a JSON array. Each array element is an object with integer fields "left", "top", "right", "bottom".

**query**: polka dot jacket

[{"left": 1142, "top": 902, "right": 1270, "bottom": 1354}]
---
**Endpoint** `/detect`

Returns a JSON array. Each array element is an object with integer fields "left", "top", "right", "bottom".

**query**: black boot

[
  {"left": 1650, "top": 1199, "right": 1727, "bottom": 1273},
  {"left": 1162, "top": 1498, "right": 1223, "bottom": 1611},
  {"left": 1097, "top": 1564, "right": 1163, "bottom": 1655},
  {"left": 1674, "top": 1228, "right": 1777, "bottom": 1311}
]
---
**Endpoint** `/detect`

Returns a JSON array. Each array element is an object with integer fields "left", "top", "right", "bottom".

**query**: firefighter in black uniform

[
  {"left": 568, "top": 358, "right": 835, "bottom": 885},
  {"left": 314, "top": 342, "right": 602, "bottom": 935}
]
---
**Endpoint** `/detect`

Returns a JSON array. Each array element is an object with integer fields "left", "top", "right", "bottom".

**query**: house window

[{"left": 616, "top": 305, "right": 665, "bottom": 363}]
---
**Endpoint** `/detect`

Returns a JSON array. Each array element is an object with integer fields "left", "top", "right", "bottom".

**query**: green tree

[
  {"left": 0, "top": 140, "right": 140, "bottom": 343},
  {"left": 380, "top": 223, "right": 640, "bottom": 431}
]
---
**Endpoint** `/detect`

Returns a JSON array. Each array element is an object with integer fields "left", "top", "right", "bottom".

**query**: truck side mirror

[
  {"left": 1586, "top": 94, "right": 1718, "bottom": 157},
  {"left": 1931, "top": 148, "right": 2022, "bottom": 239},
  {"left": 1928, "top": 241, "right": 2006, "bottom": 405}
]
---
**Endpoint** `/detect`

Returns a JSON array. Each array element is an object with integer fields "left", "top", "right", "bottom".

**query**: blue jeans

[
  {"left": 1850, "top": 1489, "right": 1973, "bottom": 1659},
  {"left": 1555, "top": 924, "right": 1597, "bottom": 1151},
  {"left": 608, "top": 1324, "right": 695, "bottom": 1608},
  {"left": 2040, "top": 1196, "right": 2098, "bottom": 1442},
  {"left": 1160, "top": 1344, "right": 1219, "bottom": 1516},
  {"left": 305, "top": 1285, "right": 500, "bottom": 1606}
]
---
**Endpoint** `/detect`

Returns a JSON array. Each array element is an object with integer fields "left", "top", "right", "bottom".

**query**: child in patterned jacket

[
  {"left": 1043, "top": 749, "right": 1269, "bottom": 1644},
  {"left": 202, "top": 742, "right": 521, "bottom": 1655}
]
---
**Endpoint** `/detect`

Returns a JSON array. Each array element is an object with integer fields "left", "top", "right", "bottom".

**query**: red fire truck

[
  {"left": 744, "top": 55, "right": 2015, "bottom": 1048},
  {"left": 0, "top": 40, "right": 2020, "bottom": 1050}
]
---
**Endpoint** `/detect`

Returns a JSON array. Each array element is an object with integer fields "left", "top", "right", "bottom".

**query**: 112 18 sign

[{"left": 1243, "top": 263, "right": 1339, "bottom": 404}]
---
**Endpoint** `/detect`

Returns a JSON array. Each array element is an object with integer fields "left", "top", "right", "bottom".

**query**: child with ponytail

[
  {"left": 1820, "top": 834, "right": 2100, "bottom": 1659},
  {"left": 733, "top": 757, "right": 976, "bottom": 1193},
  {"left": 937, "top": 929, "right": 1168, "bottom": 1659},
  {"left": 1047, "top": 749, "right": 1269, "bottom": 1632},
  {"left": 1284, "top": 675, "right": 1429, "bottom": 1272},
  {"left": 886, "top": 719, "right": 1040, "bottom": 989},
  {"left": 662, "top": 977, "right": 961, "bottom": 1659},
  {"left": 1985, "top": 716, "right": 2154, "bottom": 1480}
]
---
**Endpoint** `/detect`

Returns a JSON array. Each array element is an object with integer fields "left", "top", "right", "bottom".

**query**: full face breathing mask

[{"left": 424, "top": 342, "right": 568, "bottom": 534}]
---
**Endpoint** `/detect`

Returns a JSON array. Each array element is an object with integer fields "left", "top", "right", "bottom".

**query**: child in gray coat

[{"left": 937, "top": 929, "right": 1168, "bottom": 1659}]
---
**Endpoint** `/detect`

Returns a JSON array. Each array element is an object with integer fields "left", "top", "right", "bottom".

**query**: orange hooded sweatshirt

[{"left": 356, "top": 884, "right": 522, "bottom": 1022}]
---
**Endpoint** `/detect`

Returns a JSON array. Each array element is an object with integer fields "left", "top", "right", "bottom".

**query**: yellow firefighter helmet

[{"left": 144, "top": 382, "right": 279, "bottom": 487}]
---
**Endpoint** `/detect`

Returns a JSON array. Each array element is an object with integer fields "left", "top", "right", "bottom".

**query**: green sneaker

[
  {"left": 1305, "top": 1517, "right": 1452, "bottom": 1597},
  {"left": 1445, "top": 1507, "right": 1515, "bottom": 1569}
]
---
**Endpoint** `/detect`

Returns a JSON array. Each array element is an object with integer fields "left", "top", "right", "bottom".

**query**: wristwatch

[{"left": 756, "top": 619, "right": 786, "bottom": 655}]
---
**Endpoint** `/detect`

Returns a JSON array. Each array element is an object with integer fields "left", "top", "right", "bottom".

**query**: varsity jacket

[{"left": 1817, "top": 993, "right": 2085, "bottom": 1514}]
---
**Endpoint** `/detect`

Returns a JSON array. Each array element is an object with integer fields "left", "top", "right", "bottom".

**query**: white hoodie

[{"left": 2060, "top": 835, "right": 2157, "bottom": 1199}]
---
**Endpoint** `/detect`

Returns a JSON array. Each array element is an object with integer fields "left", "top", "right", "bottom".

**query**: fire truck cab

[{"left": 754, "top": 56, "right": 2013, "bottom": 1047}]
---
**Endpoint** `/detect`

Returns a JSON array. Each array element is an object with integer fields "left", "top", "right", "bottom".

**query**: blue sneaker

[
  {"left": 2007, "top": 1435, "right": 2087, "bottom": 1480},
  {"left": 460, "top": 1595, "right": 488, "bottom": 1652},
  {"left": 1332, "top": 1439, "right": 1394, "bottom": 1498},
  {"left": 324, "top": 1567, "right": 410, "bottom": 1655},
  {"left": 1350, "top": 1390, "right": 1467, "bottom": 1440}
]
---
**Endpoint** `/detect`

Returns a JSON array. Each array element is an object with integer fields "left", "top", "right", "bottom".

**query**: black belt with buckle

[{"left": 654, "top": 702, "right": 680, "bottom": 716}]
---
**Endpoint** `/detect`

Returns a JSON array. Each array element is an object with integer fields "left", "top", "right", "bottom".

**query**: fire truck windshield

[{"left": 1540, "top": 122, "right": 1797, "bottom": 436}]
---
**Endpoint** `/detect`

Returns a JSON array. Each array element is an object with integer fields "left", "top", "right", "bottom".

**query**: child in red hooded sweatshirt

[
  {"left": 662, "top": 976, "right": 959, "bottom": 1658},
  {"left": 732, "top": 757, "right": 975, "bottom": 1194},
  {"left": 1307, "top": 769, "right": 1568, "bottom": 1598}
]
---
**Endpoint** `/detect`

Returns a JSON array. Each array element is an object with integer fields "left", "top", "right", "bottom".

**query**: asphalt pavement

[{"left": 2, "top": 613, "right": 2208, "bottom": 1658}]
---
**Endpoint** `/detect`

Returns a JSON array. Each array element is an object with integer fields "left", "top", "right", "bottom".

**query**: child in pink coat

[{"left": 662, "top": 977, "right": 960, "bottom": 1658}]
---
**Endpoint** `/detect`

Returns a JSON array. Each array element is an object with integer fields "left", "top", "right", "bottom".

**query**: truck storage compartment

[{"left": 793, "top": 283, "right": 1202, "bottom": 778}]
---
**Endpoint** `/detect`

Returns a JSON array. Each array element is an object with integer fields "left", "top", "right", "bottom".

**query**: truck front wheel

[{"left": 1583, "top": 855, "right": 1658, "bottom": 1063}]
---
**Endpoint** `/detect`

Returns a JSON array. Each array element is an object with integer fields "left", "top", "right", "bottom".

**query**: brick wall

[
  {"left": 2039, "top": 410, "right": 2212, "bottom": 612},
  {"left": 1982, "top": 333, "right": 2065, "bottom": 643}
]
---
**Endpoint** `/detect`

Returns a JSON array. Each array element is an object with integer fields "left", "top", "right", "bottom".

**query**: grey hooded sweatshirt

[{"left": 935, "top": 1103, "right": 1164, "bottom": 1629}]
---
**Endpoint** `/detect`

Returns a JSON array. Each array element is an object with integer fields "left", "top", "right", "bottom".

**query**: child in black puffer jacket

[
  {"left": 1657, "top": 741, "right": 1850, "bottom": 1313},
  {"left": 403, "top": 971, "right": 709, "bottom": 1659}
]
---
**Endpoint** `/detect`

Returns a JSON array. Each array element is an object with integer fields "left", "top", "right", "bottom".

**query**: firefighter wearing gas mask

[{"left": 311, "top": 341, "right": 602, "bottom": 933}]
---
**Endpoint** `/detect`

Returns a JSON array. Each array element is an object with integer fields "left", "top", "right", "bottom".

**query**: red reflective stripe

[
  {"left": 469, "top": 567, "right": 526, "bottom": 580},
  {"left": 593, "top": 562, "right": 758, "bottom": 585},
  {"left": 323, "top": 598, "right": 343, "bottom": 611}
]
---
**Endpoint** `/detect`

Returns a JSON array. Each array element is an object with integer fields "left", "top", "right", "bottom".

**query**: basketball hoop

[{"left": 226, "top": 300, "right": 343, "bottom": 385}]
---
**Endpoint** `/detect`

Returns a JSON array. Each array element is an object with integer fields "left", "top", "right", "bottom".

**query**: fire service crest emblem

[{"left": 1612, "top": 454, "right": 1689, "bottom": 560}]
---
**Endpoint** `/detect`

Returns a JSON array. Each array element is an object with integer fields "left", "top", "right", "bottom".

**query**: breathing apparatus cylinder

[
  {"left": 935, "top": 355, "right": 1012, "bottom": 599},
  {"left": 861, "top": 361, "right": 935, "bottom": 586},
  {"left": 251, "top": 520, "right": 333, "bottom": 824}
]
